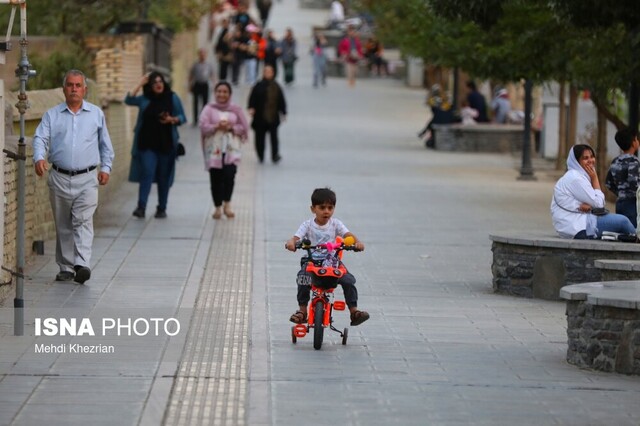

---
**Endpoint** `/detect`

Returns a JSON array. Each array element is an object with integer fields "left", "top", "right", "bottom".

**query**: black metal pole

[{"left": 518, "top": 79, "right": 536, "bottom": 181}]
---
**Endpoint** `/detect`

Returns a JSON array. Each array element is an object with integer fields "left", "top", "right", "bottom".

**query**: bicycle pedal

[{"left": 293, "top": 324, "right": 307, "bottom": 338}]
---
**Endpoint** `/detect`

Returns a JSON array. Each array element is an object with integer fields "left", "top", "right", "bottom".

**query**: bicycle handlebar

[{"left": 293, "top": 239, "right": 361, "bottom": 252}]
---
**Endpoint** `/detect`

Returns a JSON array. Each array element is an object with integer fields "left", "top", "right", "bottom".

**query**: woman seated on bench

[
  {"left": 551, "top": 144, "right": 636, "bottom": 239},
  {"left": 364, "top": 37, "right": 388, "bottom": 76}
]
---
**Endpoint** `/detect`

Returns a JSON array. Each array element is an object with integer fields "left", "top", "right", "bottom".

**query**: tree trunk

[
  {"left": 596, "top": 108, "right": 609, "bottom": 197},
  {"left": 629, "top": 82, "right": 639, "bottom": 133},
  {"left": 568, "top": 85, "right": 578, "bottom": 147},
  {"left": 591, "top": 93, "right": 626, "bottom": 130},
  {"left": 556, "top": 82, "right": 567, "bottom": 170}
]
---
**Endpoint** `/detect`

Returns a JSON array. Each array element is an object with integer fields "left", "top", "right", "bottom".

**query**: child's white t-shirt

[{"left": 294, "top": 217, "right": 349, "bottom": 246}]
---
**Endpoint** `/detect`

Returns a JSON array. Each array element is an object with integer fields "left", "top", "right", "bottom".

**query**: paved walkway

[{"left": 1, "top": 1, "right": 640, "bottom": 425}]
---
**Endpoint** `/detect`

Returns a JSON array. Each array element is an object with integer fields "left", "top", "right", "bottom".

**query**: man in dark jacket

[
  {"left": 247, "top": 65, "right": 287, "bottom": 163},
  {"left": 466, "top": 81, "right": 489, "bottom": 123}
]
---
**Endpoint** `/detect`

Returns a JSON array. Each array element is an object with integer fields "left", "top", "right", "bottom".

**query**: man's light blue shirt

[{"left": 32, "top": 100, "right": 114, "bottom": 173}]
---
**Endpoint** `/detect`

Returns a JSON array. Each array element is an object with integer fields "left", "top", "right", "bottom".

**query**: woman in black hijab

[{"left": 125, "top": 71, "right": 186, "bottom": 218}]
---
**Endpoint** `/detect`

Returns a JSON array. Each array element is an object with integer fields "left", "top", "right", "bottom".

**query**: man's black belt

[{"left": 52, "top": 164, "right": 97, "bottom": 176}]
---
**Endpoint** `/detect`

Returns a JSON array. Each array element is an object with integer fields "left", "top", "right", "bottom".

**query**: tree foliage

[
  {"left": 0, "top": 0, "right": 209, "bottom": 38},
  {"left": 361, "top": 0, "right": 566, "bottom": 83},
  {"left": 552, "top": 0, "right": 640, "bottom": 30},
  {"left": 359, "top": 0, "right": 640, "bottom": 127},
  {"left": 25, "top": 45, "right": 92, "bottom": 91}
]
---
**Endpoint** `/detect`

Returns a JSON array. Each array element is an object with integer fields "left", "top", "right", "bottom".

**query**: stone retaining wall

[
  {"left": 433, "top": 124, "right": 524, "bottom": 153},
  {"left": 566, "top": 301, "right": 640, "bottom": 375},
  {"left": 325, "top": 59, "right": 405, "bottom": 80},
  {"left": 491, "top": 233, "right": 640, "bottom": 300},
  {"left": 561, "top": 282, "right": 640, "bottom": 375},
  {"left": 595, "top": 260, "right": 640, "bottom": 282}
]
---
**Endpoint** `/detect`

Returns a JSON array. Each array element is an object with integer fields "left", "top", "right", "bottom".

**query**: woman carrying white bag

[{"left": 198, "top": 81, "right": 250, "bottom": 220}]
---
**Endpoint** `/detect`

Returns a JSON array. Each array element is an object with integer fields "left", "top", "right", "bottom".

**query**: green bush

[{"left": 22, "top": 46, "right": 92, "bottom": 91}]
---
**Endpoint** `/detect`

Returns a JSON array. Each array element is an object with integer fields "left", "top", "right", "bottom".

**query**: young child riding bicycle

[{"left": 285, "top": 187, "right": 370, "bottom": 326}]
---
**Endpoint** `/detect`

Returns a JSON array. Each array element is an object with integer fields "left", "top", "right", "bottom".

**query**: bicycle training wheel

[
  {"left": 342, "top": 327, "right": 348, "bottom": 345},
  {"left": 313, "top": 300, "right": 324, "bottom": 350}
]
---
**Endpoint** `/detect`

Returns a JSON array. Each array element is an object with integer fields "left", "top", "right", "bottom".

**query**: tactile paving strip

[{"left": 163, "top": 165, "right": 255, "bottom": 426}]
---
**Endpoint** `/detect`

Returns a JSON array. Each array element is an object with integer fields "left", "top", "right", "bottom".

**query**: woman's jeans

[
  {"left": 138, "top": 149, "right": 173, "bottom": 212},
  {"left": 245, "top": 58, "right": 257, "bottom": 85},
  {"left": 312, "top": 54, "right": 326, "bottom": 87},
  {"left": 574, "top": 213, "right": 636, "bottom": 239}
]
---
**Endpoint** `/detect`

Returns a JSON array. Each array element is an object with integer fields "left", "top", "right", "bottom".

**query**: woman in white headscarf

[{"left": 551, "top": 144, "right": 635, "bottom": 239}]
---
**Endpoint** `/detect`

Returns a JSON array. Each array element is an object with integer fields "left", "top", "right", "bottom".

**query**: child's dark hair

[
  {"left": 614, "top": 127, "right": 638, "bottom": 151},
  {"left": 311, "top": 188, "right": 336, "bottom": 206}
]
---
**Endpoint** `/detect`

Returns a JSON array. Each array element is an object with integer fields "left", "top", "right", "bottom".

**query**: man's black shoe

[
  {"left": 55, "top": 271, "right": 74, "bottom": 281},
  {"left": 73, "top": 266, "right": 91, "bottom": 284},
  {"left": 132, "top": 207, "right": 145, "bottom": 218},
  {"left": 154, "top": 209, "right": 167, "bottom": 219}
]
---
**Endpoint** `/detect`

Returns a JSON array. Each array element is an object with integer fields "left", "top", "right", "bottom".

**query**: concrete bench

[
  {"left": 323, "top": 47, "right": 405, "bottom": 79},
  {"left": 311, "top": 26, "right": 379, "bottom": 50},
  {"left": 595, "top": 260, "right": 640, "bottom": 281},
  {"left": 325, "top": 59, "right": 406, "bottom": 79},
  {"left": 432, "top": 124, "right": 524, "bottom": 153},
  {"left": 490, "top": 232, "right": 640, "bottom": 300},
  {"left": 560, "top": 281, "right": 640, "bottom": 375}
]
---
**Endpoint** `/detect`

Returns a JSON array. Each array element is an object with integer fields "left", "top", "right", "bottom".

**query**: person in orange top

[{"left": 253, "top": 30, "right": 267, "bottom": 65}]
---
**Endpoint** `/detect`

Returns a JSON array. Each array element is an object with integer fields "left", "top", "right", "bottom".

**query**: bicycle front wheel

[{"left": 313, "top": 300, "right": 325, "bottom": 350}]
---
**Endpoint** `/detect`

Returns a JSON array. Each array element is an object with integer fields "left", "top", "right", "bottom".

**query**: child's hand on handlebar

[
  {"left": 344, "top": 234, "right": 364, "bottom": 252},
  {"left": 285, "top": 238, "right": 298, "bottom": 252}
]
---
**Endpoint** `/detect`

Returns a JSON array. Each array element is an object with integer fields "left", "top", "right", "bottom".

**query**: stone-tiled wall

[
  {"left": 433, "top": 124, "right": 525, "bottom": 153},
  {"left": 491, "top": 240, "right": 640, "bottom": 300},
  {"left": 566, "top": 300, "right": 640, "bottom": 375}
]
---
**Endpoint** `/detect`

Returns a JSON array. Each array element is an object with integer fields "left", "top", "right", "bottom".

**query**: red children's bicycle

[{"left": 290, "top": 236, "right": 358, "bottom": 350}]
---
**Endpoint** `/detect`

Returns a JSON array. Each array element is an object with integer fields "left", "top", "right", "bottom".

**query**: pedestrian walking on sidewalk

[
  {"left": 311, "top": 31, "right": 328, "bottom": 87},
  {"left": 337, "top": 26, "right": 363, "bottom": 87},
  {"left": 199, "top": 81, "right": 250, "bottom": 220},
  {"left": 125, "top": 72, "right": 186, "bottom": 219},
  {"left": 215, "top": 18, "right": 234, "bottom": 81},
  {"left": 32, "top": 69, "right": 115, "bottom": 284},
  {"left": 189, "top": 48, "right": 215, "bottom": 126},
  {"left": 285, "top": 188, "right": 370, "bottom": 327},
  {"left": 248, "top": 65, "right": 287, "bottom": 163},
  {"left": 256, "top": 0, "right": 272, "bottom": 27},
  {"left": 264, "top": 29, "right": 282, "bottom": 78},
  {"left": 280, "top": 28, "right": 298, "bottom": 85}
]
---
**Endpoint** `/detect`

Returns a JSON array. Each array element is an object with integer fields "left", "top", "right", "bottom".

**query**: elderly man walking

[{"left": 32, "top": 69, "right": 115, "bottom": 284}]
